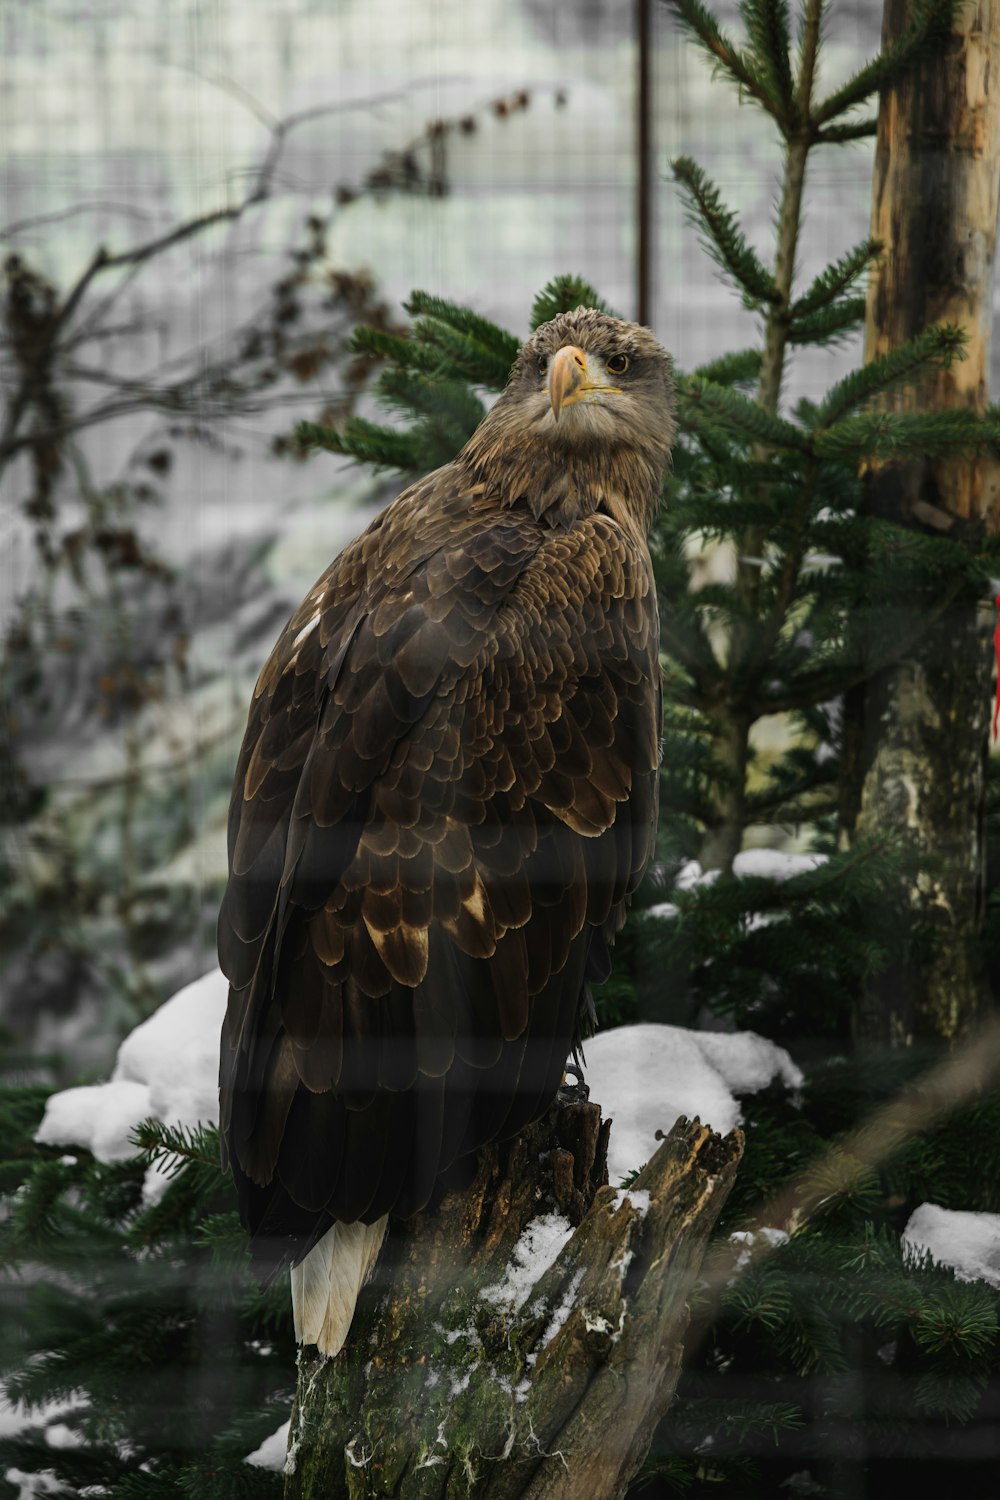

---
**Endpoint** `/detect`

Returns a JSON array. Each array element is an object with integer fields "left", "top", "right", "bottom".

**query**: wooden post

[
  {"left": 283, "top": 1100, "right": 742, "bottom": 1500},
  {"left": 844, "top": 0, "right": 1000, "bottom": 1045}
]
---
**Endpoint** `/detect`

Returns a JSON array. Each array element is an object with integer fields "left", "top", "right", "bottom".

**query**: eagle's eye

[
  {"left": 606, "top": 352, "right": 629, "bottom": 374},
  {"left": 537, "top": 354, "right": 549, "bottom": 376}
]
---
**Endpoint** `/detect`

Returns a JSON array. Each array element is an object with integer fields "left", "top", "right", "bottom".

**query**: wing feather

[{"left": 218, "top": 468, "right": 660, "bottom": 1273}]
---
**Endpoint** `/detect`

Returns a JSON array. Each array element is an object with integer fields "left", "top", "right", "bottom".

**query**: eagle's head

[
  {"left": 463, "top": 307, "right": 675, "bottom": 526},
  {"left": 511, "top": 306, "right": 674, "bottom": 447}
]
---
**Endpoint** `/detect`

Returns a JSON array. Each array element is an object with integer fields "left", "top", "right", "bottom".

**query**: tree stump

[{"left": 283, "top": 1096, "right": 743, "bottom": 1499}]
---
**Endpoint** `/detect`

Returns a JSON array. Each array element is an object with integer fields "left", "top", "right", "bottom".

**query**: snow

[
  {"left": 111, "top": 969, "right": 227, "bottom": 1128},
  {"left": 480, "top": 1213, "right": 574, "bottom": 1315},
  {"left": 729, "top": 1226, "right": 790, "bottom": 1272},
  {"left": 0, "top": 1395, "right": 85, "bottom": 1500},
  {"left": 585, "top": 1023, "right": 802, "bottom": 1184},
  {"left": 612, "top": 1188, "right": 650, "bottom": 1216},
  {"left": 693, "top": 1030, "right": 803, "bottom": 1098},
  {"left": 902, "top": 1203, "right": 1000, "bottom": 1290},
  {"left": 647, "top": 849, "right": 827, "bottom": 920},
  {"left": 32, "top": 967, "right": 800, "bottom": 1206},
  {"left": 34, "top": 1081, "right": 152, "bottom": 1165},
  {"left": 731, "top": 850, "right": 827, "bottom": 882},
  {"left": 537, "top": 1267, "right": 585, "bottom": 1351},
  {"left": 245, "top": 1421, "right": 291, "bottom": 1471},
  {"left": 34, "top": 970, "right": 228, "bottom": 1198},
  {"left": 3, "top": 1471, "right": 60, "bottom": 1499},
  {"left": 42, "top": 1426, "right": 82, "bottom": 1451}
]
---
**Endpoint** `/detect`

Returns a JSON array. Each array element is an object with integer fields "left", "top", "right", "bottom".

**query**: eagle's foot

[{"left": 556, "top": 1061, "right": 589, "bottom": 1107}]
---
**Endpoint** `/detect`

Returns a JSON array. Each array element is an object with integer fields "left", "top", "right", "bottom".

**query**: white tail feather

[{"left": 290, "top": 1216, "right": 388, "bottom": 1357}]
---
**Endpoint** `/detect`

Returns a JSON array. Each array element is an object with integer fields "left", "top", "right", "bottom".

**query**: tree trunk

[
  {"left": 843, "top": 0, "right": 1000, "bottom": 1046},
  {"left": 283, "top": 1097, "right": 742, "bottom": 1499}
]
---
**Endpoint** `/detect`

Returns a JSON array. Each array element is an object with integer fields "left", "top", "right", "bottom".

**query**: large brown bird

[{"left": 218, "top": 307, "right": 676, "bottom": 1354}]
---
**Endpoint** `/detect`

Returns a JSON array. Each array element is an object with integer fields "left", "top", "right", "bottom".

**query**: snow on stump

[{"left": 284, "top": 1094, "right": 743, "bottom": 1500}]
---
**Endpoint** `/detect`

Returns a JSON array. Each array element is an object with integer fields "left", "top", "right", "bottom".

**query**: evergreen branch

[
  {"left": 815, "top": 324, "right": 967, "bottom": 426},
  {"left": 130, "top": 1118, "right": 220, "bottom": 1174},
  {"left": 404, "top": 290, "right": 521, "bottom": 369},
  {"left": 735, "top": 462, "right": 819, "bottom": 686},
  {"left": 529, "top": 274, "right": 618, "bottom": 328},
  {"left": 913, "top": 1368, "right": 992, "bottom": 1423},
  {"left": 786, "top": 296, "right": 866, "bottom": 348},
  {"left": 816, "top": 117, "right": 878, "bottom": 143},
  {"left": 815, "top": 408, "right": 996, "bottom": 462},
  {"left": 909, "top": 1281, "right": 998, "bottom": 1359},
  {"left": 375, "top": 369, "right": 485, "bottom": 434},
  {"left": 671, "top": 493, "right": 787, "bottom": 537},
  {"left": 673, "top": 400, "right": 741, "bottom": 463},
  {"left": 664, "top": 0, "right": 790, "bottom": 122},
  {"left": 128, "top": 1160, "right": 226, "bottom": 1250},
  {"left": 660, "top": 610, "right": 724, "bottom": 685},
  {"left": 681, "top": 375, "right": 808, "bottom": 451},
  {"left": 813, "top": 0, "right": 961, "bottom": 124},
  {"left": 294, "top": 416, "right": 424, "bottom": 472},
  {"left": 745, "top": 772, "right": 837, "bottom": 821},
  {"left": 672, "top": 158, "right": 781, "bottom": 309},
  {"left": 412, "top": 315, "right": 515, "bottom": 389},
  {"left": 742, "top": 0, "right": 795, "bottom": 117},
  {"left": 0, "top": 1158, "right": 81, "bottom": 1260},
  {"left": 754, "top": 570, "right": 970, "bottom": 713},
  {"left": 692, "top": 347, "right": 762, "bottom": 386},
  {"left": 791, "top": 239, "right": 881, "bottom": 320},
  {"left": 348, "top": 325, "right": 442, "bottom": 373}
]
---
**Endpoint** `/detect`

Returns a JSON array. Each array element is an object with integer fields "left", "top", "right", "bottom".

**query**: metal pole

[{"left": 636, "top": 0, "right": 652, "bottom": 326}]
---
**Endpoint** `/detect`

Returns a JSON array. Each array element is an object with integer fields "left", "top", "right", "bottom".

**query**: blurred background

[{"left": 0, "top": 0, "right": 902, "bottom": 1075}]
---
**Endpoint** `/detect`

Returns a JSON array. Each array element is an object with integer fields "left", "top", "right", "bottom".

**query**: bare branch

[{"left": 0, "top": 202, "right": 165, "bottom": 243}]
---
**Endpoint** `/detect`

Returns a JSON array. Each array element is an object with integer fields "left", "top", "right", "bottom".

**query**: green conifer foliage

[{"left": 0, "top": 1078, "right": 292, "bottom": 1498}]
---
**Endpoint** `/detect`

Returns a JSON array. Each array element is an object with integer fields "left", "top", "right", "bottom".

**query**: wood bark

[
  {"left": 282, "top": 1097, "right": 743, "bottom": 1499},
  {"left": 843, "top": 0, "right": 1000, "bottom": 1045}
]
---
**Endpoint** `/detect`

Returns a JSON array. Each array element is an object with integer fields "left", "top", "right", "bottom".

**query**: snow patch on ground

[
  {"left": 479, "top": 1213, "right": 574, "bottom": 1315},
  {"left": 902, "top": 1203, "right": 1000, "bottom": 1290},
  {"left": 244, "top": 1420, "right": 291, "bottom": 1471},
  {"left": 584, "top": 1023, "right": 801, "bottom": 1184}
]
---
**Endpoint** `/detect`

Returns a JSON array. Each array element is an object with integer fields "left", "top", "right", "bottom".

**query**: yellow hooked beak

[{"left": 547, "top": 344, "right": 622, "bottom": 421}]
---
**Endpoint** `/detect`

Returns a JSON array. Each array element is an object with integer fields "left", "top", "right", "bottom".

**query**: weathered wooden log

[{"left": 283, "top": 1099, "right": 742, "bottom": 1500}]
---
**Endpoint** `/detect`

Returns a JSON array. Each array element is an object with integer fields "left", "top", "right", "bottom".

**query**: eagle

[{"left": 218, "top": 307, "right": 676, "bottom": 1355}]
